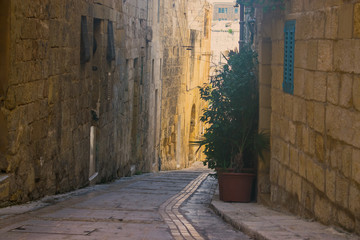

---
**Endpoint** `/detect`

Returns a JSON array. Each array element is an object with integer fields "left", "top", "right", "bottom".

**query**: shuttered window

[
  {"left": 283, "top": 20, "right": 296, "bottom": 94},
  {"left": 106, "top": 21, "right": 115, "bottom": 62},
  {"left": 80, "top": 16, "right": 90, "bottom": 64}
]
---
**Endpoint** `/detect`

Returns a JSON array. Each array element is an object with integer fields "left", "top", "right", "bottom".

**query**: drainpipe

[{"left": 239, "top": 4, "right": 245, "bottom": 51}]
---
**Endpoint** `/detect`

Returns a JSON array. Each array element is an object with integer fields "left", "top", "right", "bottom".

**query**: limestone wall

[
  {"left": 0, "top": 0, "right": 211, "bottom": 206},
  {"left": 160, "top": 0, "right": 211, "bottom": 170},
  {"left": 0, "top": 0, "right": 158, "bottom": 206},
  {"left": 257, "top": 0, "right": 360, "bottom": 234}
]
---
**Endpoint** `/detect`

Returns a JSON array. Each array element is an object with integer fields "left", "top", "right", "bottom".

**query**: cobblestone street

[{"left": 0, "top": 166, "right": 250, "bottom": 240}]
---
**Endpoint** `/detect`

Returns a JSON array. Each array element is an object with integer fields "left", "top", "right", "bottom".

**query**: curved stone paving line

[{"left": 159, "top": 173, "right": 208, "bottom": 240}]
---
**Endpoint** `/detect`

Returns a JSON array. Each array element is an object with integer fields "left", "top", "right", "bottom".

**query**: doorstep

[{"left": 210, "top": 193, "right": 360, "bottom": 240}]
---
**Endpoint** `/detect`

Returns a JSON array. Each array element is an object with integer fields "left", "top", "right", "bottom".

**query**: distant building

[
  {"left": 212, "top": 2, "right": 239, "bottom": 21},
  {"left": 210, "top": 1, "right": 255, "bottom": 77},
  {"left": 210, "top": 21, "right": 239, "bottom": 76}
]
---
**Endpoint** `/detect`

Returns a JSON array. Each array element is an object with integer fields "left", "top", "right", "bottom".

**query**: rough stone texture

[
  {"left": 338, "top": 3, "right": 354, "bottom": 39},
  {"left": 353, "top": 75, "right": 360, "bottom": 111},
  {"left": 0, "top": 0, "right": 148, "bottom": 206},
  {"left": 327, "top": 72, "right": 340, "bottom": 105},
  {"left": 314, "top": 193, "right": 334, "bottom": 224},
  {"left": 317, "top": 40, "right": 333, "bottom": 71},
  {"left": 0, "top": 0, "right": 211, "bottom": 207},
  {"left": 339, "top": 73, "right": 353, "bottom": 108},
  {"left": 256, "top": 0, "right": 360, "bottom": 235},
  {"left": 355, "top": 3, "right": 360, "bottom": 38}
]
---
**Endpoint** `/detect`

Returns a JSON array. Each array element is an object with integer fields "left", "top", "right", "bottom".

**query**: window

[
  {"left": 80, "top": 16, "right": 90, "bottom": 64},
  {"left": 219, "top": 18, "right": 221, "bottom": 21},
  {"left": 218, "top": 8, "right": 221, "bottom": 13},
  {"left": 225, "top": 8, "right": 228, "bottom": 13},
  {"left": 235, "top": 8, "right": 238, "bottom": 14},
  {"left": 93, "top": 18, "right": 101, "bottom": 56},
  {"left": 283, "top": 20, "right": 296, "bottom": 94},
  {"left": 106, "top": 21, "right": 115, "bottom": 62}
]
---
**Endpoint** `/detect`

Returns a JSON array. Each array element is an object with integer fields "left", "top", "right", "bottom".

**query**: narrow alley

[
  {"left": 1, "top": 0, "right": 360, "bottom": 239},
  {"left": 0, "top": 164, "right": 250, "bottom": 239}
]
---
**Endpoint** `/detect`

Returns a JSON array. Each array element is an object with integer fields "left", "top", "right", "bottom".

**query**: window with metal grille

[{"left": 283, "top": 20, "right": 296, "bottom": 94}]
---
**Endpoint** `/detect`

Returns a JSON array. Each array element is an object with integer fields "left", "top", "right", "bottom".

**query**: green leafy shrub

[{"left": 195, "top": 45, "right": 269, "bottom": 172}]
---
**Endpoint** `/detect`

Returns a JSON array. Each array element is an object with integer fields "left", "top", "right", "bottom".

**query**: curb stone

[
  {"left": 210, "top": 195, "right": 265, "bottom": 240},
  {"left": 210, "top": 193, "right": 360, "bottom": 240}
]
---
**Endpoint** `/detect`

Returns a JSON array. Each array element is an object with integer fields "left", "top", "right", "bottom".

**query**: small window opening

[
  {"left": 80, "top": 16, "right": 90, "bottom": 64},
  {"left": 283, "top": 20, "right": 296, "bottom": 95}
]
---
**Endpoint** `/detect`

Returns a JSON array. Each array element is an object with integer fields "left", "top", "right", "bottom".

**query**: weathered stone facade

[
  {"left": 0, "top": 0, "right": 149, "bottom": 206},
  {"left": 257, "top": 0, "right": 360, "bottom": 234},
  {"left": 0, "top": 0, "right": 211, "bottom": 206},
  {"left": 159, "top": 0, "right": 212, "bottom": 170}
]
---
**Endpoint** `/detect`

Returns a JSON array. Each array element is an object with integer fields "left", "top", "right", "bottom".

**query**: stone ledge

[{"left": 210, "top": 193, "right": 359, "bottom": 240}]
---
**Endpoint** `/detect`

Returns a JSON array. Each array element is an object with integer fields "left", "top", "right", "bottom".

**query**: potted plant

[{"left": 195, "top": 45, "right": 269, "bottom": 202}]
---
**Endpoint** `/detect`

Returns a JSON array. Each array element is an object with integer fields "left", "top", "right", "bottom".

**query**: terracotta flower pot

[
  {"left": 215, "top": 167, "right": 235, "bottom": 173},
  {"left": 218, "top": 172, "right": 255, "bottom": 202}
]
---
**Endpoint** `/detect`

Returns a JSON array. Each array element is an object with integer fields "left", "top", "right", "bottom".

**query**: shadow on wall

[
  {"left": 0, "top": 0, "right": 10, "bottom": 174},
  {"left": 188, "top": 104, "right": 196, "bottom": 165}
]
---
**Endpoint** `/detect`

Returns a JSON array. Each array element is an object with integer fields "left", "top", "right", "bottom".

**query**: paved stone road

[
  {"left": 181, "top": 174, "right": 251, "bottom": 240},
  {"left": 0, "top": 168, "right": 250, "bottom": 240}
]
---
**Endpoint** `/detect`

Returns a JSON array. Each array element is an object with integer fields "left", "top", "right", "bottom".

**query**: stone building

[
  {"left": 212, "top": 2, "right": 239, "bottom": 21},
  {"left": 210, "top": 1, "right": 255, "bottom": 77},
  {"left": 256, "top": 0, "right": 360, "bottom": 234},
  {"left": 210, "top": 20, "right": 239, "bottom": 77},
  {"left": 159, "top": 0, "right": 212, "bottom": 170},
  {"left": 0, "top": 0, "right": 211, "bottom": 206}
]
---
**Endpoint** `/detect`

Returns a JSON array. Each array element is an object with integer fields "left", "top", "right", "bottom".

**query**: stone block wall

[
  {"left": 159, "top": 0, "right": 211, "bottom": 170},
  {"left": 0, "top": 0, "right": 211, "bottom": 206},
  {"left": 212, "top": 3, "right": 239, "bottom": 21},
  {"left": 0, "top": 0, "right": 159, "bottom": 206},
  {"left": 257, "top": 0, "right": 360, "bottom": 234},
  {"left": 159, "top": 0, "right": 187, "bottom": 169}
]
